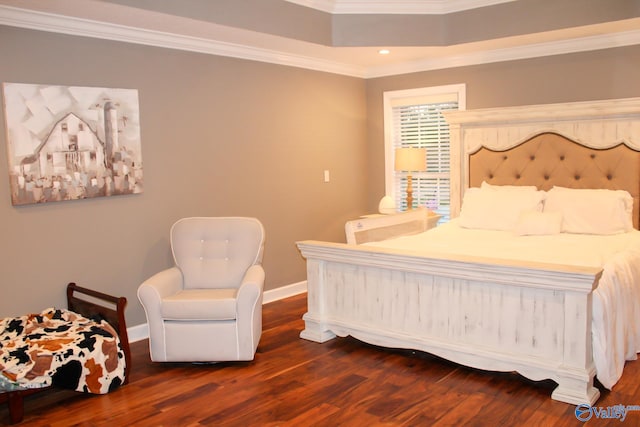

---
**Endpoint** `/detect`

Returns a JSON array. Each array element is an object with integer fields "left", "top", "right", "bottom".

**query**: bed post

[
  {"left": 552, "top": 289, "right": 601, "bottom": 405},
  {"left": 299, "top": 258, "right": 336, "bottom": 343},
  {"left": 447, "top": 120, "right": 464, "bottom": 218}
]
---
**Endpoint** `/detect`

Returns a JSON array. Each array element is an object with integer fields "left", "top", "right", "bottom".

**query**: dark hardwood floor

[{"left": 2, "top": 293, "right": 640, "bottom": 426}]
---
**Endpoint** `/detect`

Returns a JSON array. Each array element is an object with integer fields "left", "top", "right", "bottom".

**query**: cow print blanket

[{"left": 0, "top": 308, "right": 125, "bottom": 394}]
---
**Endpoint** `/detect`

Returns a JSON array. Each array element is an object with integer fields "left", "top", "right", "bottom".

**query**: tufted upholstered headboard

[
  {"left": 468, "top": 133, "right": 640, "bottom": 229},
  {"left": 444, "top": 98, "right": 640, "bottom": 229}
]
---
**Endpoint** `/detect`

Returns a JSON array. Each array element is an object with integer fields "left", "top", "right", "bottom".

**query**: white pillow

[
  {"left": 544, "top": 187, "right": 633, "bottom": 235},
  {"left": 458, "top": 187, "right": 546, "bottom": 231},
  {"left": 481, "top": 181, "right": 538, "bottom": 192},
  {"left": 514, "top": 211, "right": 563, "bottom": 236}
]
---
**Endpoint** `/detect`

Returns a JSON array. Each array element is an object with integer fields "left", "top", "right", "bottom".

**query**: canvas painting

[{"left": 2, "top": 83, "right": 143, "bottom": 205}]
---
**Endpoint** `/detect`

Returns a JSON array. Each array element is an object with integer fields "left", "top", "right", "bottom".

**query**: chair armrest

[
  {"left": 138, "top": 267, "right": 183, "bottom": 302},
  {"left": 236, "top": 264, "right": 265, "bottom": 359},
  {"left": 137, "top": 267, "right": 183, "bottom": 362},
  {"left": 138, "top": 266, "right": 183, "bottom": 320},
  {"left": 237, "top": 264, "right": 265, "bottom": 305}
]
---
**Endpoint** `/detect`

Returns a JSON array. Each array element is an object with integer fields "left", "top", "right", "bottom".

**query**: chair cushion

[{"left": 161, "top": 289, "right": 237, "bottom": 321}]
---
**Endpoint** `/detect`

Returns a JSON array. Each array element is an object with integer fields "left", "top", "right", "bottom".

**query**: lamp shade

[{"left": 394, "top": 147, "right": 426, "bottom": 172}]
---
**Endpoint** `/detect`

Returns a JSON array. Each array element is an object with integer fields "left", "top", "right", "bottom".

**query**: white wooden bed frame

[{"left": 297, "top": 98, "right": 640, "bottom": 405}]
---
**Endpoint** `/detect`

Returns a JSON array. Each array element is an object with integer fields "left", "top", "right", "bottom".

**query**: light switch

[{"left": 324, "top": 170, "right": 330, "bottom": 182}]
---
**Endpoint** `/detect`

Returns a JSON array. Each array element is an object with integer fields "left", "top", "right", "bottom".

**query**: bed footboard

[{"left": 297, "top": 241, "right": 602, "bottom": 405}]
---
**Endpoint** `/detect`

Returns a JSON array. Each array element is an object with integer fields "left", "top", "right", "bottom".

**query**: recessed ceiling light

[{"left": 378, "top": 49, "right": 390, "bottom": 55}]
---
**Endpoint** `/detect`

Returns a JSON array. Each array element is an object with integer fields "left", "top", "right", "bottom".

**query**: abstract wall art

[{"left": 1, "top": 83, "right": 143, "bottom": 205}]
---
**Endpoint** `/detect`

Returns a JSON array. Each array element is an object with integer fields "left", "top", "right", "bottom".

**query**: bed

[
  {"left": 0, "top": 282, "right": 130, "bottom": 424},
  {"left": 297, "top": 97, "right": 640, "bottom": 405}
]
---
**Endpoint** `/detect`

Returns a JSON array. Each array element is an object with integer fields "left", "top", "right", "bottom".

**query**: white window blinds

[{"left": 384, "top": 85, "right": 464, "bottom": 221}]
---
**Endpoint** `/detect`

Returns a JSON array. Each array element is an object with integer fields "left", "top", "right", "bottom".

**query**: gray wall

[
  {"left": 0, "top": 26, "right": 367, "bottom": 326},
  {"left": 365, "top": 45, "right": 640, "bottom": 213}
]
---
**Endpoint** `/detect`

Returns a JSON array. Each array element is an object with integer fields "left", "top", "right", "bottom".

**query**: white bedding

[{"left": 365, "top": 219, "right": 640, "bottom": 389}]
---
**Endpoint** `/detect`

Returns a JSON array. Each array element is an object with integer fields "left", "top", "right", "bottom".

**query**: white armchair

[{"left": 138, "top": 217, "right": 265, "bottom": 362}]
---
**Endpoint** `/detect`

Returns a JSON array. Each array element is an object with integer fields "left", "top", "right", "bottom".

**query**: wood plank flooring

[{"left": 2, "top": 293, "right": 640, "bottom": 426}]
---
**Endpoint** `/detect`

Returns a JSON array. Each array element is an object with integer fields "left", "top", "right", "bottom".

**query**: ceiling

[{"left": 0, "top": 0, "right": 638, "bottom": 78}]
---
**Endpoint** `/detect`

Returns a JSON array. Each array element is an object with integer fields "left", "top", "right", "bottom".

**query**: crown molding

[
  {"left": 366, "top": 28, "right": 640, "bottom": 78},
  {"left": 284, "top": 0, "right": 517, "bottom": 14},
  {"left": 0, "top": 6, "right": 366, "bottom": 77},
  {"left": 1, "top": 5, "right": 639, "bottom": 80}
]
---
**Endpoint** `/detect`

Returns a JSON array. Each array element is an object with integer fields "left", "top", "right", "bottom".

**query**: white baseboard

[
  {"left": 262, "top": 280, "right": 307, "bottom": 304},
  {"left": 127, "top": 322, "right": 149, "bottom": 343},
  {"left": 127, "top": 280, "right": 308, "bottom": 343}
]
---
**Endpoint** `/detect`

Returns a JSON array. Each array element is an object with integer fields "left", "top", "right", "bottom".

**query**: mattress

[{"left": 365, "top": 219, "right": 640, "bottom": 389}]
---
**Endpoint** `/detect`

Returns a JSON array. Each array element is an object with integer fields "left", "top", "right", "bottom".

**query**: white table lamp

[{"left": 394, "top": 147, "right": 426, "bottom": 210}]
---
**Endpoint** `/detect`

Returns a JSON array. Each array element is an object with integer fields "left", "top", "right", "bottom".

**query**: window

[{"left": 383, "top": 84, "right": 465, "bottom": 221}]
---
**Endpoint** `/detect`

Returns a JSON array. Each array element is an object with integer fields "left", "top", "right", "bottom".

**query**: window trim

[{"left": 383, "top": 84, "right": 466, "bottom": 213}]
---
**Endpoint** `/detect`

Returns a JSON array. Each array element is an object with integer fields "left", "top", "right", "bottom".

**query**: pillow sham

[
  {"left": 514, "top": 211, "right": 563, "bottom": 236},
  {"left": 458, "top": 187, "right": 546, "bottom": 231},
  {"left": 544, "top": 187, "right": 633, "bottom": 235}
]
